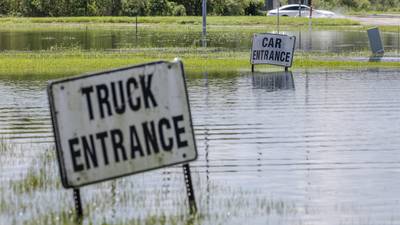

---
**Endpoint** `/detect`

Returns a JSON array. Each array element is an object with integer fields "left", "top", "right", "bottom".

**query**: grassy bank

[
  {"left": 0, "top": 50, "right": 398, "bottom": 78},
  {"left": 0, "top": 16, "right": 360, "bottom": 27}
]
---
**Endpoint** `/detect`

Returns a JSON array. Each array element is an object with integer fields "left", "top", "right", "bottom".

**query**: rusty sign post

[{"left": 48, "top": 60, "right": 198, "bottom": 218}]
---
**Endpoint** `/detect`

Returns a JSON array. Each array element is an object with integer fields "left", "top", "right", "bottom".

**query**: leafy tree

[
  {"left": 121, "top": 0, "right": 149, "bottom": 16},
  {"left": 148, "top": 0, "right": 170, "bottom": 15},
  {"left": 0, "top": 0, "right": 11, "bottom": 15},
  {"left": 170, "top": 0, "right": 202, "bottom": 15}
]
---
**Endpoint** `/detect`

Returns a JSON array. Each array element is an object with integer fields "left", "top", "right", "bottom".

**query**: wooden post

[{"left": 252, "top": 64, "right": 255, "bottom": 72}]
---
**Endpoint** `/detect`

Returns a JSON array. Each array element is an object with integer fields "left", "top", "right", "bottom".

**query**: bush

[
  {"left": 148, "top": 0, "right": 170, "bottom": 16},
  {"left": 171, "top": 4, "right": 186, "bottom": 16},
  {"left": 244, "top": 0, "right": 264, "bottom": 15},
  {"left": 121, "top": 0, "right": 148, "bottom": 16}
]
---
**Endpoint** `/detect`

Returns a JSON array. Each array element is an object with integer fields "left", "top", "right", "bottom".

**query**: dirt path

[{"left": 349, "top": 14, "right": 400, "bottom": 26}]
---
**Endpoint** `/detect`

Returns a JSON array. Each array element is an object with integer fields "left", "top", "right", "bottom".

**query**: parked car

[{"left": 267, "top": 4, "right": 336, "bottom": 18}]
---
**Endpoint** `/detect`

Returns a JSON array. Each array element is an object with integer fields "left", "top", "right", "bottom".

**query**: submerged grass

[
  {"left": 0, "top": 137, "right": 14, "bottom": 153},
  {"left": 0, "top": 49, "right": 398, "bottom": 78},
  {"left": 10, "top": 147, "right": 60, "bottom": 193}
]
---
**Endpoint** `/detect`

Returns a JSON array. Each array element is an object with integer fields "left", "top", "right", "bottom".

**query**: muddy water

[
  {"left": 1, "top": 69, "right": 400, "bottom": 224},
  {"left": 0, "top": 27, "right": 399, "bottom": 53}
]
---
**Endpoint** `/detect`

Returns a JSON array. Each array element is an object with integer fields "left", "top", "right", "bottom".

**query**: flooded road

[{"left": 1, "top": 68, "right": 400, "bottom": 224}]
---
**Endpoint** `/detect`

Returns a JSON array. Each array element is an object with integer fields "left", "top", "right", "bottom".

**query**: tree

[{"left": 148, "top": 0, "right": 170, "bottom": 15}]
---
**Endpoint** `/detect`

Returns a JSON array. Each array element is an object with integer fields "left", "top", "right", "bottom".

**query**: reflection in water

[
  {"left": 2, "top": 69, "right": 400, "bottom": 224},
  {"left": 251, "top": 70, "right": 295, "bottom": 92},
  {"left": 369, "top": 55, "right": 384, "bottom": 62},
  {"left": 0, "top": 28, "right": 400, "bottom": 52}
]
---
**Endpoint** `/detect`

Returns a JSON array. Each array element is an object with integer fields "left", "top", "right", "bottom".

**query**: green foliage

[
  {"left": 245, "top": 0, "right": 264, "bottom": 15},
  {"left": 171, "top": 3, "right": 186, "bottom": 16},
  {"left": 148, "top": 0, "right": 170, "bottom": 16},
  {"left": 0, "top": 0, "right": 399, "bottom": 16},
  {"left": 121, "top": 0, "right": 149, "bottom": 16},
  {"left": 314, "top": 0, "right": 400, "bottom": 10}
]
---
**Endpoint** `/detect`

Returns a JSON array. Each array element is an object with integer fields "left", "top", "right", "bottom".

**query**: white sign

[
  {"left": 48, "top": 60, "right": 197, "bottom": 188},
  {"left": 251, "top": 33, "right": 296, "bottom": 67}
]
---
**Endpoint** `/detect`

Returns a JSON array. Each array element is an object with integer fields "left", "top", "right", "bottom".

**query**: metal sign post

[
  {"left": 277, "top": 0, "right": 280, "bottom": 34},
  {"left": 135, "top": 15, "right": 138, "bottom": 36},
  {"left": 183, "top": 163, "right": 197, "bottom": 214},
  {"left": 48, "top": 60, "right": 198, "bottom": 218},
  {"left": 73, "top": 188, "right": 83, "bottom": 219},
  {"left": 298, "top": 0, "right": 301, "bottom": 17},
  {"left": 202, "top": 0, "right": 207, "bottom": 47}
]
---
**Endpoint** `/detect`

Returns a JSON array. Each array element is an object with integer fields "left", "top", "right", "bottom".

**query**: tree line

[{"left": 0, "top": 0, "right": 399, "bottom": 17}]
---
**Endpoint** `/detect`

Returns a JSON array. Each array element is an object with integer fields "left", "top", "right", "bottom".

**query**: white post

[
  {"left": 277, "top": 0, "right": 280, "bottom": 34},
  {"left": 298, "top": 0, "right": 301, "bottom": 17},
  {"left": 202, "top": 0, "right": 207, "bottom": 47}
]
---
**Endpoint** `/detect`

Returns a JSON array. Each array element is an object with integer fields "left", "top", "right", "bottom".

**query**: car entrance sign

[{"left": 251, "top": 33, "right": 296, "bottom": 69}]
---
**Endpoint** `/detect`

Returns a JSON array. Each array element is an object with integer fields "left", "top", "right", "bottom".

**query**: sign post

[
  {"left": 250, "top": 33, "right": 296, "bottom": 72},
  {"left": 48, "top": 60, "right": 198, "bottom": 217},
  {"left": 73, "top": 188, "right": 83, "bottom": 219},
  {"left": 183, "top": 163, "right": 197, "bottom": 213},
  {"left": 202, "top": 0, "right": 207, "bottom": 47}
]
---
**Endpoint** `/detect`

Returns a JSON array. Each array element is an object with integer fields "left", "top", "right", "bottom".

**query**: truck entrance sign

[
  {"left": 251, "top": 33, "right": 296, "bottom": 68},
  {"left": 48, "top": 60, "right": 198, "bottom": 188}
]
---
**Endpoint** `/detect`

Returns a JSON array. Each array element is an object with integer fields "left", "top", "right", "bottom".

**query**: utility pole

[
  {"left": 202, "top": 0, "right": 207, "bottom": 47},
  {"left": 298, "top": 0, "right": 301, "bottom": 17}
]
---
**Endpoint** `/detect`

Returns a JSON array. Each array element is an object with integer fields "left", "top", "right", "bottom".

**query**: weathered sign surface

[
  {"left": 251, "top": 33, "right": 296, "bottom": 67},
  {"left": 48, "top": 60, "right": 197, "bottom": 188},
  {"left": 367, "top": 27, "right": 384, "bottom": 55}
]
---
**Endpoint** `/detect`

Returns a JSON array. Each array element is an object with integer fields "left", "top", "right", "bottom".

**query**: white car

[{"left": 267, "top": 4, "right": 336, "bottom": 18}]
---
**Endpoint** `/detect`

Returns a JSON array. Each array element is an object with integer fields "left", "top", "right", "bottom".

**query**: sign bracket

[{"left": 183, "top": 163, "right": 197, "bottom": 214}]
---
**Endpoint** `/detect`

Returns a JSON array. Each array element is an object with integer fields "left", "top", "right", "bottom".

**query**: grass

[
  {"left": 0, "top": 137, "right": 14, "bottom": 153},
  {"left": 10, "top": 147, "right": 60, "bottom": 193},
  {"left": 1, "top": 141, "right": 300, "bottom": 225},
  {"left": 0, "top": 49, "right": 398, "bottom": 78},
  {"left": 0, "top": 16, "right": 361, "bottom": 27}
]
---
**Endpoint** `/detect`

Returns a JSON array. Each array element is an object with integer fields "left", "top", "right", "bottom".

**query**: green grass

[
  {"left": 1, "top": 16, "right": 398, "bottom": 35},
  {"left": 0, "top": 16, "right": 360, "bottom": 27},
  {"left": 1, "top": 141, "right": 299, "bottom": 225},
  {"left": 0, "top": 49, "right": 398, "bottom": 78}
]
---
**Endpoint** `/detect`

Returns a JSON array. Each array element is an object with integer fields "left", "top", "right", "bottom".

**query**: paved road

[{"left": 349, "top": 14, "right": 400, "bottom": 26}]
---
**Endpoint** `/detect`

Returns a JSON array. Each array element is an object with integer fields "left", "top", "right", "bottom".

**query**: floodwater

[
  {"left": 1, "top": 68, "right": 400, "bottom": 224},
  {"left": 0, "top": 27, "right": 399, "bottom": 52}
]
